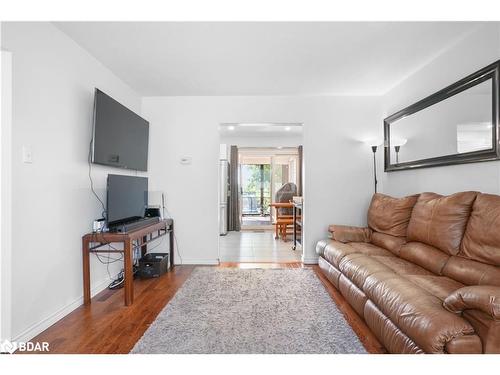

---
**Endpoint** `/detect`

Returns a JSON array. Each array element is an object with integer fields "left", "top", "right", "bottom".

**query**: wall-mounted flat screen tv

[{"left": 92, "top": 89, "right": 149, "bottom": 171}]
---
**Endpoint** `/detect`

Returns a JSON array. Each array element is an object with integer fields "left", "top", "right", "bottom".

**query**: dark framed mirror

[{"left": 384, "top": 60, "right": 500, "bottom": 172}]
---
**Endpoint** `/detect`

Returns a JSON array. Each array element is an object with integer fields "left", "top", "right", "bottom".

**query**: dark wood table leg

[
  {"left": 169, "top": 223, "right": 175, "bottom": 269},
  {"left": 82, "top": 237, "right": 91, "bottom": 304},
  {"left": 124, "top": 239, "right": 134, "bottom": 306}
]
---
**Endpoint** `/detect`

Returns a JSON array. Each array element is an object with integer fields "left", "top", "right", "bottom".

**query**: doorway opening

[
  {"left": 239, "top": 148, "right": 299, "bottom": 230},
  {"left": 218, "top": 123, "right": 303, "bottom": 263}
]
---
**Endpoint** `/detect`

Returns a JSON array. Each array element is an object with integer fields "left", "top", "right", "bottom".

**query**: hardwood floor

[
  {"left": 27, "top": 262, "right": 384, "bottom": 354},
  {"left": 29, "top": 265, "right": 195, "bottom": 354}
]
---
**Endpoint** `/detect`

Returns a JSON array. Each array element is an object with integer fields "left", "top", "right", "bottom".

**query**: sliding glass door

[
  {"left": 240, "top": 163, "right": 271, "bottom": 217},
  {"left": 239, "top": 148, "right": 300, "bottom": 227}
]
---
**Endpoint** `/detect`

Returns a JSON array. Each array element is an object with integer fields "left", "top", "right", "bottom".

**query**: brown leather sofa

[{"left": 316, "top": 191, "right": 500, "bottom": 354}]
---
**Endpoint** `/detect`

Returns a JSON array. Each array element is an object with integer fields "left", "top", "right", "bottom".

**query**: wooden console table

[{"left": 82, "top": 219, "right": 174, "bottom": 306}]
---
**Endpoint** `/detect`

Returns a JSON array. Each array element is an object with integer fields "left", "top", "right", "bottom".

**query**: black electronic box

[{"left": 138, "top": 253, "right": 169, "bottom": 278}]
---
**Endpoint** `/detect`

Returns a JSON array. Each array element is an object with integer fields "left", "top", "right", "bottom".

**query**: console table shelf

[{"left": 82, "top": 218, "right": 174, "bottom": 306}]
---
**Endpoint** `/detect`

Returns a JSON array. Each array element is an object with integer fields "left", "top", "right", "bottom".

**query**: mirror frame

[{"left": 384, "top": 60, "right": 500, "bottom": 172}]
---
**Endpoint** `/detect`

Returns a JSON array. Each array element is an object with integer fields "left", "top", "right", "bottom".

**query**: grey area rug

[{"left": 131, "top": 267, "right": 366, "bottom": 354}]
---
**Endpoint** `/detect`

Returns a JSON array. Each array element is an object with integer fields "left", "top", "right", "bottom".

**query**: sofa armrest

[
  {"left": 444, "top": 286, "right": 500, "bottom": 320},
  {"left": 328, "top": 225, "right": 372, "bottom": 243}
]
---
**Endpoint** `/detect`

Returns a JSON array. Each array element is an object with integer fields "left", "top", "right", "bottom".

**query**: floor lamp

[{"left": 365, "top": 140, "right": 383, "bottom": 194}]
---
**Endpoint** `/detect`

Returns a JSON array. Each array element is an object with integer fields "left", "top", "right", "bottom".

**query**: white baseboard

[
  {"left": 302, "top": 256, "right": 319, "bottom": 265},
  {"left": 12, "top": 278, "right": 110, "bottom": 343},
  {"left": 177, "top": 259, "right": 220, "bottom": 265}
]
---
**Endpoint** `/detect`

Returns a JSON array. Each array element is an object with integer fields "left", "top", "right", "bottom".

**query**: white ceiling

[{"left": 55, "top": 22, "right": 483, "bottom": 96}]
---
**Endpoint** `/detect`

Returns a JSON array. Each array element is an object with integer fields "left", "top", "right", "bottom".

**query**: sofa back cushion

[
  {"left": 460, "top": 193, "right": 500, "bottom": 266},
  {"left": 371, "top": 232, "right": 407, "bottom": 255},
  {"left": 367, "top": 193, "right": 419, "bottom": 237},
  {"left": 407, "top": 192, "right": 477, "bottom": 255},
  {"left": 399, "top": 242, "right": 450, "bottom": 275}
]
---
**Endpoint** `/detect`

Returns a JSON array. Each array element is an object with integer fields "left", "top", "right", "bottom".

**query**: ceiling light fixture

[
  {"left": 284, "top": 126, "right": 291, "bottom": 131},
  {"left": 228, "top": 126, "right": 235, "bottom": 131},
  {"left": 237, "top": 123, "right": 267, "bottom": 127}
]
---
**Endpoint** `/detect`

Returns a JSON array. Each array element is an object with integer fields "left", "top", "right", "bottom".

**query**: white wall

[
  {"left": 143, "top": 96, "right": 381, "bottom": 265},
  {"left": 1, "top": 48, "right": 13, "bottom": 342},
  {"left": 1, "top": 22, "right": 143, "bottom": 341},
  {"left": 381, "top": 24, "right": 500, "bottom": 196}
]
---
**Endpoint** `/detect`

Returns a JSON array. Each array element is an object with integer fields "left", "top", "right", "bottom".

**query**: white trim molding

[
  {"left": 177, "top": 259, "right": 220, "bottom": 265},
  {"left": 302, "top": 256, "right": 319, "bottom": 265}
]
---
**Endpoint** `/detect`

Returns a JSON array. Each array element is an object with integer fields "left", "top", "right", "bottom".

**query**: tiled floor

[
  {"left": 241, "top": 215, "right": 271, "bottom": 226},
  {"left": 219, "top": 230, "right": 302, "bottom": 262}
]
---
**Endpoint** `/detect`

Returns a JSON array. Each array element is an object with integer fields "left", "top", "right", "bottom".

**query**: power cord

[
  {"left": 91, "top": 227, "right": 123, "bottom": 284},
  {"left": 173, "top": 232, "right": 183, "bottom": 265},
  {"left": 162, "top": 204, "right": 183, "bottom": 264},
  {"left": 88, "top": 125, "right": 124, "bottom": 284},
  {"left": 88, "top": 136, "right": 106, "bottom": 220}
]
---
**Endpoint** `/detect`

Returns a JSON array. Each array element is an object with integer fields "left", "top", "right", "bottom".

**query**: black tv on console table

[{"left": 106, "top": 174, "right": 153, "bottom": 232}]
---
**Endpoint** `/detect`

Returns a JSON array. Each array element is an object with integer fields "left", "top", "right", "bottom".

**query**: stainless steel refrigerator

[{"left": 219, "top": 159, "right": 229, "bottom": 235}]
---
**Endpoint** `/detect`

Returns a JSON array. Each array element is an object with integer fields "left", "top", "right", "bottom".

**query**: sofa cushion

[
  {"left": 406, "top": 275, "right": 463, "bottom": 300},
  {"left": 364, "top": 300, "right": 424, "bottom": 354},
  {"left": 371, "top": 255, "right": 433, "bottom": 276},
  {"left": 321, "top": 241, "right": 359, "bottom": 268},
  {"left": 318, "top": 256, "right": 342, "bottom": 289},
  {"left": 367, "top": 193, "right": 419, "bottom": 237},
  {"left": 371, "top": 232, "right": 407, "bottom": 255},
  {"left": 317, "top": 240, "right": 393, "bottom": 268},
  {"left": 362, "top": 272, "right": 475, "bottom": 353},
  {"left": 338, "top": 274, "right": 368, "bottom": 318},
  {"left": 407, "top": 191, "right": 478, "bottom": 255},
  {"left": 442, "top": 256, "right": 500, "bottom": 287},
  {"left": 399, "top": 242, "right": 450, "bottom": 275},
  {"left": 348, "top": 242, "right": 394, "bottom": 258},
  {"left": 338, "top": 253, "right": 395, "bottom": 291},
  {"left": 460, "top": 193, "right": 500, "bottom": 266}
]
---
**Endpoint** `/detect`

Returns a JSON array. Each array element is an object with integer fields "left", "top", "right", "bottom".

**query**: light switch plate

[
  {"left": 180, "top": 156, "right": 192, "bottom": 165},
  {"left": 22, "top": 146, "right": 33, "bottom": 163}
]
